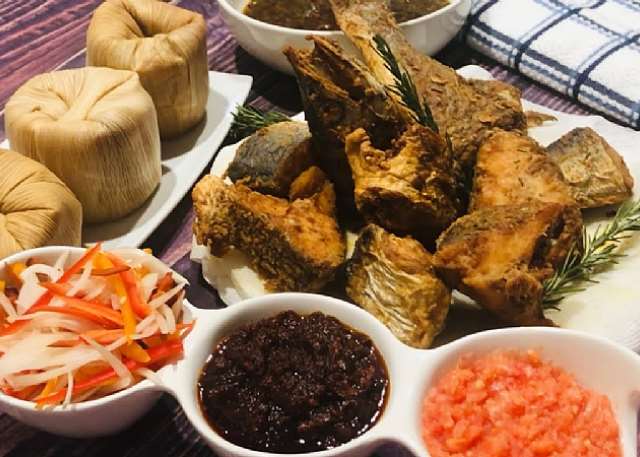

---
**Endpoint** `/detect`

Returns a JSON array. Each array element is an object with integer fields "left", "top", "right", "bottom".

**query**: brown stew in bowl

[
  {"left": 197, "top": 310, "right": 389, "bottom": 453},
  {"left": 243, "top": 0, "right": 450, "bottom": 31}
]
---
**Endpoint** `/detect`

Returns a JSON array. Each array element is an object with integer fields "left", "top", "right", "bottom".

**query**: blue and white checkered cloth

[{"left": 465, "top": 0, "right": 640, "bottom": 129}]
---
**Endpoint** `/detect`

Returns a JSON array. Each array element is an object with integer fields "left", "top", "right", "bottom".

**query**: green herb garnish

[
  {"left": 229, "top": 105, "right": 291, "bottom": 141},
  {"left": 373, "top": 34, "right": 439, "bottom": 133},
  {"left": 543, "top": 199, "right": 640, "bottom": 307}
]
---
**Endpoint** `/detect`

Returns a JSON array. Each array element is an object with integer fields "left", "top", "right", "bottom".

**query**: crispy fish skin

[
  {"left": 346, "top": 124, "right": 465, "bottom": 243},
  {"left": 434, "top": 202, "right": 583, "bottom": 326},
  {"left": 471, "top": 130, "right": 576, "bottom": 210},
  {"left": 284, "top": 37, "right": 408, "bottom": 207},
  {"left": 226, "top": 121, "right": 314, "bottom": 197},
  {"left": 327, "top": 0, "right": 527, "bottom": 171},
  {"left": 546, "top": 127, "right": 634, "bottom": 208},
  {"left": 346, "top": 224, "right": 451, "bottom": 348},
  {"left": 192, "top": 175, "right": 345, "bottom": 292}
]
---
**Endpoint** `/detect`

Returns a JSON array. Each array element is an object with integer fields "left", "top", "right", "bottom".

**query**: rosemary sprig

[
  {"left": 229, "top": 105, "right": 291, "bottom": 141},
  {"left": 373, "top": 34, "right": 439, "bottom": 133},
  {"left": 543, "top": 199, "right": 640, "bottom": 307}
]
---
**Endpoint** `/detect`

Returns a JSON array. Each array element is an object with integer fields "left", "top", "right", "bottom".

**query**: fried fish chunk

[
  {"left": 284, "top": 36, "right": 408, "bottom": 209},
  {"left": 327, "top": 0, "right": 527, "bottom": 171},
  {"left": 434, "top": 202, "right": 583, "bottom": 326},
  {"left": 192, "top": 175, "right": 345, "bottom": 292},
  {"left": 226, "top": 121, "right": 314, "bottom": 197},
  {"left": 346, "top": 124, "right": 465, "bottom": 244},
  {"left": 346, "top": 224, "right": 451, "bottom": 348},
  {"left": 546, "top": 127, "right": 634, "bottom": 208},
  {"left": 471, "top": 130, "right": 576, "bottom": 210}
]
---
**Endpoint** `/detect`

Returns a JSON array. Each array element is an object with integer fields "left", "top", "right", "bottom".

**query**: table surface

[{"left": 0, "top": 1, "right": 600, "bottom": 456}]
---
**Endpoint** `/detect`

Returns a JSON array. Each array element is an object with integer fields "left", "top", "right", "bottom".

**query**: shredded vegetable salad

[{"left": 0, "top": 244, "right": 193, "bottom": 407}]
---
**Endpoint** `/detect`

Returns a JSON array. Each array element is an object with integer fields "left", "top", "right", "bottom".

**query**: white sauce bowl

[{"left": 218, "top": 0, "right": 472, "bottom": 74}]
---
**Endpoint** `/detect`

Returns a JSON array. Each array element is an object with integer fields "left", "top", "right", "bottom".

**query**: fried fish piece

[
  {"left": 346, "top": 124, "right": 465, "bottom": 244},
  {"left": 284, "top": 36, "right": 408, "bottom": 209},
  {"left": 434, "top": 202, "right": 583, "bottom": 326},
  {"left": 346, "top": 224, "right": 451, "bottom": 348},
  {"left": 226, "top": 121, "right": 314, "bottom": 197},
  {"left": 327, "top": 0, "right": 527, "bottom": 171},
  {"left": 471, "top": 130, "right": 576, "bottom": 210},
  {"left": 192, "top": 175, "right": 345, "bottom": 292},
  {"left": 546, "top": 127, "right": 634, "bottom": 208}
]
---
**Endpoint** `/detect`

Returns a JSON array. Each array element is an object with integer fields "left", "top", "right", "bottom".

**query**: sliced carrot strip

[
  {"left": 58, "top": 243, "right": 103, "bottom": 283},
  {"left": 89, "top": 266, "right": 131, "bottom": 276},
  {"left": 39, "top": 291, "right": 123, "bottom": 328},
  {"left": 95, "top": 254, "right": 136, "bottom": 339},
  {"left": 105, "top": 253, "right": 151, "bottom": 318}
]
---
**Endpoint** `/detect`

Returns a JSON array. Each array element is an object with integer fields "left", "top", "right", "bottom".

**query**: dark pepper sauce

[
  {"left": 244, "top": 0, "right": 450, "bottom": 31},
  {"left": 197, "top": 310, "right": 389, "bottom": 454}
]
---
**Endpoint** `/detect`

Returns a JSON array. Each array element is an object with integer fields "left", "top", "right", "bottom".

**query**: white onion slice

[
  {"left": 160, "top": 305, "right": 176, "bottom": 334},
  {"left": 20, "top": 264, "right": 61, "bottom": 285},
  {"left": 135, "top": 367, "right": 161, "bottom": 385},
  {"left": 16, "top": 282, "right": 47, "bottom": 315},
  {"left": 53, "top": 251, "right": 70, "bottom": 272},
  {"left": 148, "top": 284, "right": 185, "bottom": 310},
  {"left": 67, "top": 260, "right": 93, "bottom": 297},
  {"left": 155, "top": 312, "right": 169, "bottom": 335},
  {"left": 82, "top": 335, "right": 130, "bottom": 383},
  {"left": 135, "top": 314, "right": 156, "bottom": 334},
  {"left": 171, "top": 291, "right": 184, "bottom": 321},
  {"left": 140, "top": 273, "right": 159, "bottom": 302},
  {"left": 134, "top": 322, "right": 159, "bottom": 340},
  {"left": 63, "top": 371, "right": 74, "bottom": 406},
  {"left": 83, "top": 280, "right": 107, "bottom": 301}
]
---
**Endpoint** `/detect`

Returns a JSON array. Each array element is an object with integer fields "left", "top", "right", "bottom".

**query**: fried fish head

[
  {"left": 345, "top": 124, "right": 465, "bottom": 246},
  {"left": 434, "top": 201, "right": 583, "bottom": 326},
  {"left": 284, "top": 36, "right": 407, "bottom": 212}
]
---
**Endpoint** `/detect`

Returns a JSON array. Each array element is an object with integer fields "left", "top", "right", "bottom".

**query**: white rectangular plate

[
  {"left": 1, "top": 71, "right": 253, "bottom": 250},
  {"left": 194, "top": 65, "right": 640, "bottom": 351}
]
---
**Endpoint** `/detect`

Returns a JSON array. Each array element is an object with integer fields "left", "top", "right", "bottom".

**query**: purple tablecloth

[{"left": 0, "top": 1, "right": 604, "bottom": 456}]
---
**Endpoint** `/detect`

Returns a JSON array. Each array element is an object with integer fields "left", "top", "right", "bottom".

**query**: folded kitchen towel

[{"left": 465, "top": 0, "right": 640, "bottom": 129}]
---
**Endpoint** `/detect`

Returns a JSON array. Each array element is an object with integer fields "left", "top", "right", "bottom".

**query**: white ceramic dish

[
  {"left": 193, "top": 64, "right": 640, "bottom": 352},
  {"left": 0, "top": 71, "right": 253, "bottom": 251},
  {"left": 0, "top": 246, "right": 638, "bottom": 456},
  {"left": 218, "top": 0, "right": 471, "bottom": 74}
]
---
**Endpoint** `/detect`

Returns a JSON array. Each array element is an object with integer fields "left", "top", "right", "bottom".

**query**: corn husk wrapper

[
  {"left": 86, "top": 0, "right": 209, "bottom": 139},
  {"left": 4, "top": 67, "right": 161, "bottom": 224},
  {"left": 0, "top": 149, "right": 82, "bottom": 259}
]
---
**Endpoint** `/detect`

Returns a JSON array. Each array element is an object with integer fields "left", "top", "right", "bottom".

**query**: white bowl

[
  {"left": 0, "top": 247, "right": 638, "bottom": 456},
  {"left": 218, "top": 0, "right": 472, "bottom": 74}
]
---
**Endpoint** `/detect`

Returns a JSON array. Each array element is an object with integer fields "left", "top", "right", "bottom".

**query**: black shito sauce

[{"left": 197, "top": 311, "right": 389, "bottom": 453}]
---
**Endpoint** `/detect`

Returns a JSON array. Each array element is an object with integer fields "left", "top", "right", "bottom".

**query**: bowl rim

[{"left": 217, "top": 0, "right": 464, "bottom": 37}]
